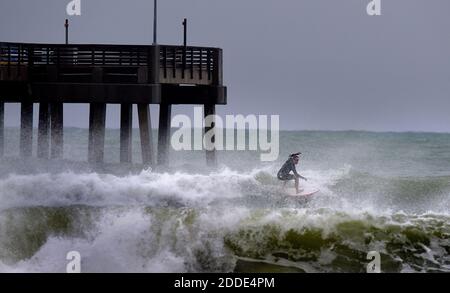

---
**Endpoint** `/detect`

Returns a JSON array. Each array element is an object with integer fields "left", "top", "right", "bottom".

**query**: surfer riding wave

[{"left": 277, "top": 152, "right": 307, "bottom": 194}]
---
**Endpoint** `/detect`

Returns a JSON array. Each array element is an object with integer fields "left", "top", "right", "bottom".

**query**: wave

[
  {"left": 0, "top": 206, "right": 448, "bottom": 273},
  {"left": 225, "top": 209, "right": 450, "bottom": 273},
  {"left": 0, "top": 166, "right": 448, "bottom": 272},
  {"left": 328, "top": 169, "right": 450, "bottom": 214},
  {"left": 0, "top": 163, "right": 448, "bottom": 212},
  {"left": 0, "top": 169, "right": 257, "bottom": 210}
]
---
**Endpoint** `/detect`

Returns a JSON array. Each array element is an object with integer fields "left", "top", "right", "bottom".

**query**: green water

[{"left": 0, "top": 129, "right": 448, "bottom": 272}]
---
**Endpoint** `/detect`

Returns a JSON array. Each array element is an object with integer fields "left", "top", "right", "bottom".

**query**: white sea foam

[
  {"left": 0, "top": 168, "right": 258, "bottom": 210},
  {"left": 0, "top": 164, "right": 448, "bottom": 273}
]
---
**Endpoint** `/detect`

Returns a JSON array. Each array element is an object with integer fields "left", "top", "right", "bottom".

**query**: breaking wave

[{"left": 0, "top": 166, "right": 448, "bottom": 272}]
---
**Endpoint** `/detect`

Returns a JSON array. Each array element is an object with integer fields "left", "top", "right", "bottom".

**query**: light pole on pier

[
  {"left": 65, "top": 19, "right": 69, "bottom": 44},
  {"left": 153, "top": 0, "right": 158, "bottom": 44}
]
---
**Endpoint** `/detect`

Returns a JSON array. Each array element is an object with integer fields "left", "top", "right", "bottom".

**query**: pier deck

[{"left": 0, "top": 42, "right": 227, "bottom": 165}]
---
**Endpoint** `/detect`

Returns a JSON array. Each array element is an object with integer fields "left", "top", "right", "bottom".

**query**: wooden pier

[{"left": 0, "top": 42, "right": 226, "bottom": 166}]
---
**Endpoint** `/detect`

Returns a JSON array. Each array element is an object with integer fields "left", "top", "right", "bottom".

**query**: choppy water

[{"left": 0, "top": 129, "right": 449, "bottom": 272}]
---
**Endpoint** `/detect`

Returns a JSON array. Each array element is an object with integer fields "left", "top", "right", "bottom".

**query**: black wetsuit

[{"left": 277, "top": 157, "right": 301, "bottom": 181}]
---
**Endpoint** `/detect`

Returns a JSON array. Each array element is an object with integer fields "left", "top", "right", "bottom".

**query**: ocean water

[{"left": 0, "top": 129, "right": 449, "bottom": 273}]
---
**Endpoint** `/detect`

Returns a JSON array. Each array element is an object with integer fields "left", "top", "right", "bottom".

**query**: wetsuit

[{"left": 277, "top": 157, "right": 303, "bottom": 181}]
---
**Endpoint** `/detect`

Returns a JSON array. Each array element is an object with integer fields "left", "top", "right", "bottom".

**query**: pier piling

[
  {"left": 120, "top": 103, "right": 133, "bottom": 164},
  {"left": 50, "top": 103, "right": 64, "bottom": 159},
  {"left": 157, "top": 103, "right": 172, "bottom": 166},
  {"left": 88, "top": 103, "right": 107, "bottom": 163},
  {"left": 0, "top": 102, "right": 4, "bottom": 157},
  {"left": 20, "top": 102, "right": 33, "bottom": 158},
  {"left": 138, "top": 104, "right": 154, "bottom": 166},
  {"left": 204, "top": 103, "right": 217, "bottom": 166},
  {"left": 37, "top": 103, "right": 50, "bottom": 159}
]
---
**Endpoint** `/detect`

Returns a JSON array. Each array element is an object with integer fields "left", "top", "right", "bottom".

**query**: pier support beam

[
  {"left": 0, "top": 102, "right": 4, "bottom": 157},
  {"left": 120, "top": 104, "right": 133, "bottom": 164},
  {"left": 37, "top": 103, "right": 50, "bottom": 159},
  {"left": 50, "top": 103, "right": 64, "bottom": 159},
  {"left": 88, "top": 103, "right": 107, "bottom": 164},
  {"left": 204, "top": 103, "right": 217, "bottom": 167},
  {"left": 20, "top": 102, "right": 33, "bottom": 158},
  {"left": 157, "top": 103, "right": 172, "bottom": 166},
  {"left": 138, "top": 104, "right": 154, "bottom": 166}
]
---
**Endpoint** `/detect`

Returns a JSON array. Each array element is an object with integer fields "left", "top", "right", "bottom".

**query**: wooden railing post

[
  {"left": 213, "top": 49, "right": 223, "bottom": 85},
  {"left": 163, "top": 46, "right": 167, "bottom": 79},
  {"left": 148, "top": 45, "right": 160, "bottom": 84},
  {"left": 56, "top": 47, "right": 61, "bottom": 81},
  {"left": 199, "top": 49, "right": 203, "bottom": 80},
  {"left": 28, "top": 45, "right": 34, "bottom": 82},
  {"left": 46, "top": 47, "right": 50, "bottom": 65},
  {"left": 172, "top": 47, "right": 176, "bottom": 79},
  {"left": 0, "top": 102, "right": 4, "bottom": 157},
  {"left": 182, "top": 46, "right": 186, "bottom": 79},
  {"left": 7, "top": 45, "right": 11, "bottom": 78},
  {"left": 207, "top": 49, "right": 212, "bottom": 81},
  {"left": 190, "top": 47, "right": 194, "bottom": 79}
]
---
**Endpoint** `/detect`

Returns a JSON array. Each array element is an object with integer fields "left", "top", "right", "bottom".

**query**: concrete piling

[
  {"left": 157, "top": 103, "right": 172, "bottom": 166},
  {"left": 138, "top": 104, "right": 155, "bottom": 166},
  {"left": 120, "top": 103, "right": 133, "bottom": 164},
  {"left": 50, "top": 103, "right": 64, "bottom": 159},
  {"left": 37, "top": 103, "right": 50, "bottom": 159},
  {"left": 204, "top": 103, "right": 217, "bottom": 166},
  {"left": 88, "top": 103, "right": 107, "bottom": 163},
  {"left": 20, "top": 102, "right": 33, "bottom": 158}
]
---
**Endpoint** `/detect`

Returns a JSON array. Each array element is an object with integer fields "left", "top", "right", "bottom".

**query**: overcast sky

[{"left": 1, "top": 0, "right": 450, "bottom": 132}]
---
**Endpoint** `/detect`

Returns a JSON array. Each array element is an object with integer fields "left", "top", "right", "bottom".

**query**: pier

[{"left": 0, "top": 42, "right": 226, "bottom": 166}]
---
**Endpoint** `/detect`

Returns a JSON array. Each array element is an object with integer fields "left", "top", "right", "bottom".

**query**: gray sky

[{"left": 1, "top": 0, "right": 450, "bottom": 132}]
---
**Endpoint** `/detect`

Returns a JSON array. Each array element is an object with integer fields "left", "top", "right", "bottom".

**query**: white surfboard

[{"left": 284, "top": 188, "right": 320, "bottom": 197}]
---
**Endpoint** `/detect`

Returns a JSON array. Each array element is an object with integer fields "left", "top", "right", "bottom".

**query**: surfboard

[{"left": 284, "top": 188, "right": 320, "bottom": 197}]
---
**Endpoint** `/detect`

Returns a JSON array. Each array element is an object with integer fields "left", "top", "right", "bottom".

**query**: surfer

[{"left": 277, "top": 152, "right": 307, "bottom": 194}]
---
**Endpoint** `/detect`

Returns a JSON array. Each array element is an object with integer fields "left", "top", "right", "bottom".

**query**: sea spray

[
  {"left": 0, "top": 130, "right": 449, "bottom": 272},
  {"left": 0, "top": 166, "right": 448, "bottom": 272}
]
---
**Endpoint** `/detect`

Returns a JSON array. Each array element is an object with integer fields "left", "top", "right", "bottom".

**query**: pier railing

[{"left": 0, "top": 42, "right": 222, "bottom": 85}]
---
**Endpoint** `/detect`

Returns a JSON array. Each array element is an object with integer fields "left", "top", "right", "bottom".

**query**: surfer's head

[{"left": 291, "top": 154, "right": 300, "bottom": 164}]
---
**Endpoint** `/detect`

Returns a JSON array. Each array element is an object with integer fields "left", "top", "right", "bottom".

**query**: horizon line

[{"left": 4, "top": 126, "right": 450, "bottom": 135}]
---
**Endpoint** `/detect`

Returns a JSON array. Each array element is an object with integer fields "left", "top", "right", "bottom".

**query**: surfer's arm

[
  {"left": 295, "top": 172, "right": 307, "bottom": 181},
  {"left": 291, "top": 164, "right": 307, "bottom": 181}
]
